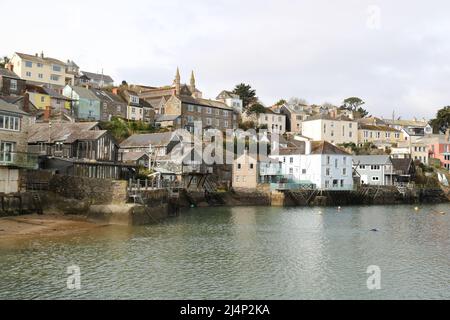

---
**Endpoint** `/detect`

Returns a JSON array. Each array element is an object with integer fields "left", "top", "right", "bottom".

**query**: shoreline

[{"left": 0, "top": 214, "right": 107, "bottom": 241}]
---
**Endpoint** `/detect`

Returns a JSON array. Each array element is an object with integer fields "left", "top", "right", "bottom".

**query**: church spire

[
  {"left": 190, "top": 70, "right": 196, "bottom": 94},
  {"left": 174, "top": 67, "right": 181, "bottom": 95}
]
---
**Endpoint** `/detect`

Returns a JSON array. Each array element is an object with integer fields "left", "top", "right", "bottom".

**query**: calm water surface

[{"left": 0, "top": 204, "right": 449, "bottom": 300}]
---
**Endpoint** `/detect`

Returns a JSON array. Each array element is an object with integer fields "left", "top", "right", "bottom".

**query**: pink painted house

[{"left": 424, "top": 135, "right": 450, "bottom": 170}]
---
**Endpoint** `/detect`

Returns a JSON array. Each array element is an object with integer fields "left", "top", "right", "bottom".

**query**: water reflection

[{"left": 0, "top": 204, "right": 449, "bottom": 300}]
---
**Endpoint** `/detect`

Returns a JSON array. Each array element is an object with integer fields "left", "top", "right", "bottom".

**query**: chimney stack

[
  {"left": 40, "top": 51, "right": 44, "bottom": 58},
  {"left": 112, "top": 87, "right": 118, "bottom": 95},
  {"left": 23, "top": 93, "right": 30, "bottom": 113},
  {"left": 44, "top": 105, "right": 51, "bottom": 121}
]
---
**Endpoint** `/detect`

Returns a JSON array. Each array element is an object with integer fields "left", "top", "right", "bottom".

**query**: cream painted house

[
  {"left": 232, "top": 152, "right": 282, "bottom": 190},
  {"left": 9, "top": 52, "right": 68, "bottom": 89},
  {"left": 301, "top": 115, "right": 358, "bottom": 145},
  {"left": 358, "top": 124, "right": 403, "bottom": 147},
  {"left": 242, "top": 109, "right": 287, "bottom": 134}
]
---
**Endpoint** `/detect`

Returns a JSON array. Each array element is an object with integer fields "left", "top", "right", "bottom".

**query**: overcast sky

[{"left": 2, "top": 0, "right": 449, "bottom": 119}]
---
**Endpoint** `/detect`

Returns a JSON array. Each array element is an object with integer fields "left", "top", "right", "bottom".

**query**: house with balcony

[
  {"left": 353, "top": 155, "right": 396, "bottom": 186},
  {"left": 8, "top": 52, "right": 68, "bottom": 91},
  {"left": 232, "top": 151, "right": 282, "bottom": 190},
  {"left": 27, "top": 122, "right": 134, "bottom": 179},
  {"left": 63, "top": 85, "right": 101, "bottom": 121},
  {"left": 0, "top": 99, "right": 36, "bottom": 193},
  {"left": 270, "top": 140, "right": 353, "bottom": 191}
]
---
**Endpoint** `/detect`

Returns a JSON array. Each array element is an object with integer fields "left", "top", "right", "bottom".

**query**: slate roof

[
  {"left": 303, "top": 114, "right": 355, "bottom": 122},
  {"left": 156, "top": 114, "right": 181, "bottom": 122},
  {"left": 42, "top": 87, "right": 72, "bottom": 100},
  {"left": 391, "top": 158, "right": 414, "bottom": 174},
  {"left": 0, "top": 68, "right": 20, "bottom": 79},
  {"left": 28, "top": 122, "right": 100, "bottom": 143},
  {"left": 15, "top": 52, "right": 66, "bottom": 66},
  {"left": 0, "top": 98, "right": 29, "bottom": 115},
  {"left": 70, "top": 86, "right": 100, "bottom": 100},
  {"left": 353, "top": 155, "right": 392, "bottom": 165},
  {"left": 120, "top": 132, "right": 180, "bottom": 148},
  {"left": 90, "top": 88, "right": 126, "bottom": 104},
  {"left": 177, "top": 95, "right": 233, "bottom": 110},
  {"left": 121, "top": 151, "right": 148, "bottom": 162},
  {"left": 81, "top": 71, "right": 114, "bottom": 84},
  {"left": 359, "top": 124, "right": 400, "bottom": 132},
  {"left": 310, "top": 141, "right": 350, "bottom": 155}
]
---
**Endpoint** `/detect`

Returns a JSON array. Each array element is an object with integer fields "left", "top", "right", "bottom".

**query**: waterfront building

[
  {"left": 8, "top": 52, "right": 69, "bottom": 90},
  {"left": 27, "top": 122, "right": 132, "bottom": 179},
  {"left": 241, "top": 109, "right": 287, "bottom": 134},
  {"left": 271, "top": 140, "right": 354, "bottom": 191},
  {"left": 63, "top": 85, "right": 101, "bottom": 121},
  {"left": 0, "top": 67, "right": 26, "bottom": 97},
  {"left": 391, "top": 158, "right": 416, "bottom": 183},
  {"left": 353, "top": 155, "right": 395, "bottom": 186},
  {"left": 232, "top": 151, "right": 282, "bottom": 190},
  {"left": 0, "top": 99, "right": 36, "bottom": 193},
  {"left": 90, "top": 88, "right": 127, "bottom": 121},
  {"left": 301, "top": 115, "right": 358, "bottom": 145}
]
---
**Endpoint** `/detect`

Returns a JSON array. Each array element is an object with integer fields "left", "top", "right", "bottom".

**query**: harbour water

[{"left": 0, "top": 204, "right": 449, "bottom": 300}]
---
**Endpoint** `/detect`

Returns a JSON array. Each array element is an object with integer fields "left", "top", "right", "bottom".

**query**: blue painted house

[{"left": 63, "top": 85, "right": 100, "bottom": 121}]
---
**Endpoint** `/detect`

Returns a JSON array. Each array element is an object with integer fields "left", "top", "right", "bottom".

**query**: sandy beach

[{"left": 0, "top": 214, "right": 105, "bottom": 240}]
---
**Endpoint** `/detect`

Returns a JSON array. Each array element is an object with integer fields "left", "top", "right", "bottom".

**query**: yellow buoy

[{"left": 414, "top": 207, "right": 419, "bottom": 212}]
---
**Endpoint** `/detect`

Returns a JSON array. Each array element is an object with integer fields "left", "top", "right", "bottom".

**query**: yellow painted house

[{"left": 27, "top": 91, "right": 51, "bottom": 110}]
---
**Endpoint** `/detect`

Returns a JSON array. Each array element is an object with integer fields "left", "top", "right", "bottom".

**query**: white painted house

[
  {"left": 270, "top": 140, "right": 354, "bottom": 190},
  {"left": 353, "top": 155, "right": 395, "bottom": 186},
  {"left": 301, "top": 115, "right": 358, "bottom": 145}
]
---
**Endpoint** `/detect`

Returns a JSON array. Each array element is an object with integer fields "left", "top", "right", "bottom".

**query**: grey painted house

[{"left": 353, "top": 155, "right": 395, "bottom": 186}]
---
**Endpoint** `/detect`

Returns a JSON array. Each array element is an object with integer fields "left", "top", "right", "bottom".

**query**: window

[
  {"left": 215, "top": 119, "right": 220, "bottom": 127},
  {"left": 51, "top": 74, "right": 60, "bottom": 81},
  {"left": 188, "top": 105, "right": 195, "bottom": 112},
  {"left": 0, "top": 115, "right": 20, "bottom": 131},
  {"left": 37, "top": 63, "right": 43, "bottom": 68},
  {"left": 238, "top": 164, "right": 242, "bottom": 170},
  {"left": 376, "top": 132, "right": 381, "bottom": 139},
  {"left": 41, "top": 96, "right": 45, "bottom": 103},
  {"left": 325, "top": 181, "right": 330, "bottom": 188},
  {"left": 340, "top": 180, "right": 344, "bottom": 188},
  {"left": 349, "top": 123, "right": 353, "bottom": 128},
  {"left": 236, "top": 176, "right": 240, "bottom": 182},
  {"left": 216, "top": 109, "right": 221, "bottom": 116},
  {"left": 326, "top": 168, "right": 330, "bottom": 176},
  {"left": 38, "top": 73, "right": 43, "bottom": 79},
  {"left": 25, "top": 61, "right": 32, "bottom": 68},
  {"left": 326, "top": 156, "right": 330, "bottom": 165},
  {"left": 372, "top": 176, "right": 380, "bottom": 181},
  {"left": 371, "top": 165, "right": 381, "bottom": 171},
  {"left": 224, "top": 120, "right": 229, "bottom": 128},
  {"left": 324, "top": 124, "right": 327, "bottom": 134},
  {"left": 250, "top": 164, "right": 254, "bottom": 169},
  {"left": 343, "top": 157, "right": 347, "bottom": 165},
  {"left": 343, "top": 168, "right": 347, "bottom": 175},
  {"left": 53, "top": 65, "right": 62, "bottom": 72},
  {"left": 395, "top": 133, "right": 400, "bottom": 139},
  {"left": 197, "top": 106, "right": 202, "bottom": 113},
  {"left": 0, "top": 142, "right": 16, "bottom": 163},
  {"left": 364, "top": 131, "right": 369, "bottom": 138},
  {"left": 335, "top": 159, "right": 338, "bottom": 168},
  {"left": 290, "top": 157, "right": 294, "bottom": 164},
  {"left": 302, "top": 169, "right": 306, "bottom": 174},
  {"left": 131, "top": 107, "right": 136, "bottom": 114},
  {"left": 386, "top": 132, "right": 391, "bottom": 138},
  {"left": 349, "top": 131, "right": 353, "bottom": 138},
  {"left": 206, "top": 118, "right": 212, "bottom": 126},
  {"left": 289, "top": 168, "right": 294, "bottom": 175},
  {"left": 207, "top": 108, "right": 212, "bottom": 114},
  {"left": 10, "top": 80, "right": 17, "bottom": 91},
  {"left": 187, "top": 116, "right": 194, "bottom": 123},
  {"left": 223, "top": 111, "right": 229, "bottom": 117},
  {"left": 117, "top": 106, "right": 122, "bottom": 112},
  {"left": 360, "top": 165, "right": 366, "bottom": 170},
  {"left": 26, "top": 72, "right": 32, "bottom": 77}
]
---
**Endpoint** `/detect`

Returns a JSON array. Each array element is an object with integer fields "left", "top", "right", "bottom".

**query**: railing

[
  {"left": 0, "top": 152, "right": 39, "bottom": 169},
  {"left": 260, "top": 167, "right": 282, "bottom": 176}
]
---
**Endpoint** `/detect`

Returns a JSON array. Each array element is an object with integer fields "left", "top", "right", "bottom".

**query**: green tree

[
  {"left": 247, "top": 103, "right": 266, "bottom": 115},
  {"left": 356, "top": 107, "right": 369, "bottom": 118},
  {"left": 430, "top": 106, "right": 450, "bottom": 133},
  {"left": 233, "top": 83, "right": 257, "bottom": 109},
  {"left": 0, "top": 56, "right": 9, "bottom": 68},
  {"left": 342, "top": 97, "right": 365, "bottom": 111},
  {"left": 275, "top": 99, "right": 287, "bottom": 106}
]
